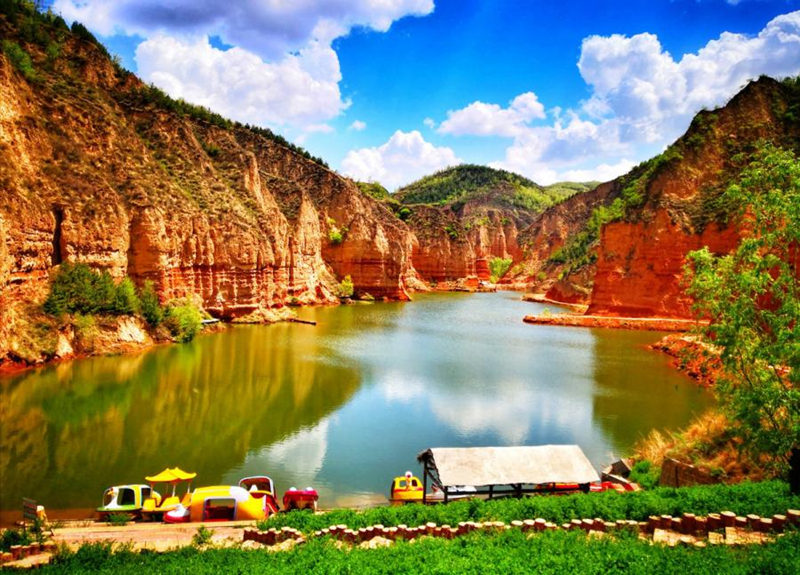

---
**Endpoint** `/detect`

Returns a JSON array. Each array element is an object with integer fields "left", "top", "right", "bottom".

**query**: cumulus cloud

[
  {"left": 53, "top": 0, "right": 434, "bottom": 133},
  {"left": 478, "top": 11, "right": 800, "bottom": 184},
  {"left": 438, "top": 92, "right": 546, "bottom": 137},
  {"left": 341, "top": 130, "right": 460, "bottom": 189},
  {"left": 349, "top": 120, "right": 367, "bottom": 131},
  {"left": 53, "top": 0, "right": 435, "bottom": 59},
  {"left": 134, "top": 35, "right": 345, "bottom": 130}
]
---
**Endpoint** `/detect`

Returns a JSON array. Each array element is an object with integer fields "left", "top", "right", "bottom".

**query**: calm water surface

[{"left": 0, "top": 292, "right": 712, "bottom": 515}]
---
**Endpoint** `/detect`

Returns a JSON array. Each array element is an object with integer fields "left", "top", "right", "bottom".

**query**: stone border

[{"left": 243, "top": 509, "right": 800, "bottom": 548}]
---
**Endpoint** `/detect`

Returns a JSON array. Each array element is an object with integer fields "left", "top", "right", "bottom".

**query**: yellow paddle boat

[
  {"left": 239, "top": 476, "right": 280, "bottom": 515},
  {"left": 142, "top": 467, "right": 197, "bottom": 520},
  {"left": 389, "top": 471, "right": 424, "bottom": 504},
  {"left": 97, "top": 484, "right": 156, "bottom": 520},
  {"left": 164, "top": 485, "right": 274, "bottom": 523}
]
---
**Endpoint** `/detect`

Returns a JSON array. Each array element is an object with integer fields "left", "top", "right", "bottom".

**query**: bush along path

[{"left": 244, "top": 508, "right": 800, "bottom": 551}]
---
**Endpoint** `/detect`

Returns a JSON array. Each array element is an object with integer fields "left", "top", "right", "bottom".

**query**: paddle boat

[
  {"left": 282, "top": 486, "right": 319, "bottom": 511},
  {"left": 97, "top": 484, "right": 156, "bottom": 520},
  {"left": 389, "top": 471, "right": 424, "bottom": 504},
  {"left": 164, "top": 485, "right": 275, "bottom": 523},
  {"left": 141, "top": 467, "right": 196, "bottom": 520},
  {"left": 239, "top": 476, "right": 280, "bottom": 515}
]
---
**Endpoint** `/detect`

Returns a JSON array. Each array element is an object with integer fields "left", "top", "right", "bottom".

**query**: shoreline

[{"left": 523, "top": 313, "right": 707, "bottom": 332}]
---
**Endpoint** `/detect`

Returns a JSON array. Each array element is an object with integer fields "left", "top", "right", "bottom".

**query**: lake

[{"left": 0, "top": 291, "right": 712, "bottom": 518}]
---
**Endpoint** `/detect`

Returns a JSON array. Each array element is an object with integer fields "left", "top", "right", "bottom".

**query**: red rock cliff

[
  {"left": 587, "top": 77, "right": 798, "bottom": 318},
  {"left": 0, "top": 16, "right": 415, "bottom": 364}
]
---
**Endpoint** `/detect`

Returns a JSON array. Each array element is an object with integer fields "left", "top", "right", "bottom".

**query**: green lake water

[{"left": 0, "top": 292, "right": 712, "bottom": 515}]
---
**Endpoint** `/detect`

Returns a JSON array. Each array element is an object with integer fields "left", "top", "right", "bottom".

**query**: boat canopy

[
  {"left": 417, "top": 445, "right": 600, "bottom": 502},
  {"left": 145, "top": 467, "right": 197, "bottom": 483}
]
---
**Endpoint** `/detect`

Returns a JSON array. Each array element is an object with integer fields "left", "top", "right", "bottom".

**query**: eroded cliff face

[
  {"left": 518, "top": 77, "right": 799, "bottom": 318},
  {"left": 405, "top": 192, "right": 532, "bottom": 285},
  {"left": 586, "top": 77, "right": 796, "bottom": 318},
  {"left": 507, "top": 182, "right": 619, "bottom": 303},
  {"left": 0, "top": 20, "right": 415, "bottom": 364}
]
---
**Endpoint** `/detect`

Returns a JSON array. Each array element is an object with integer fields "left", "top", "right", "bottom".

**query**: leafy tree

[
  {"left": 337, "top": 275, "right": 354, "bottom": 299},
  {"left": 163, "top": 303, "right": 203, "bottom": 343},
  {"left": 489, "top": 257, "right": 512, "bottom": 283},
  {"left": 685, "top": 143, "right": 800, "bottom": 492},
  {"left": 113, "top": 277, "right": 140, "bottom": 314},
  {"left": 138, "top": 280, "right": 164, "bottom": 327}
]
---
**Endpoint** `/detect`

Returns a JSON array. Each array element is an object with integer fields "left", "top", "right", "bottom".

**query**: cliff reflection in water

[
  {"left": 0, "top": 324, "right": 360, "bottom": 511},
  {"left": 2, "top": 292, "right": 713, "bottom": 513}
]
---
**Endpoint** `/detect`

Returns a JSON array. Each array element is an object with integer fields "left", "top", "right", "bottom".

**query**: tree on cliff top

[{"left": 686, "top": 143, "right": 800, "bottom": 492}]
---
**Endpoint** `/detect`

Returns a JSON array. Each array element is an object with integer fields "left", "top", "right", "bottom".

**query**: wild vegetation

[
  {"left": 37, "top": 531, "right": 800, "bottom": 574},
  {"left": 0, "top": 0, "right": 328, "bottom": 168},
  {"left": 547, "top": 75, "right": 800, "bottom": 277},
  {"left": 489, "top": 257, "right": 513, "bottom": 283},
  {"left": 42, "top": 263, "right": 203, "bottom": 343},
  {"left": 256, "top": 481, "right": 798, "bottom": 533},
  {"left": 394, "top": 165, "right": 579, "bottom": 213},
  {"left": 685, "top": 143, "right": 800, "bottom": 490}
]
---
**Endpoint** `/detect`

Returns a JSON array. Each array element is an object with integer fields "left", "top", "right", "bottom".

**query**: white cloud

[
  {"left": 341, "top": 130, "right": 460, "bottom": 189},
  {"left": 477, "top": 11, "right": 800, "bottom": 184},
  {"left": 53, "top": 0, "right": 434, "bottom": 59},
  {"left": 349, "top": 120, "right": 367, "bottom": 131},
  {"left": 423, "top": 117, "right": 436, "bottom": 129},
  {"left": 53, "top": 0, "right": 434, "bottom": 133},
  {"left": 135, "top": 35, "right": 346, "bottom": 131},
  {"left": 438, "top": 92, "right": 546, "bottom": 137}
]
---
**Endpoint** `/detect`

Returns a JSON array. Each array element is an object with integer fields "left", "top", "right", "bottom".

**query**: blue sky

[{"left": 50, "top": 1, "right": 800, "bottom": 188}]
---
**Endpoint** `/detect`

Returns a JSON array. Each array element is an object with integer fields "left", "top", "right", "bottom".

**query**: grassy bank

[
  {"left": 41, "top": 530, "right": 800, "bottom": 574},
  {"left": 258, "top": 481, "right": 800, "bottom": 533}
]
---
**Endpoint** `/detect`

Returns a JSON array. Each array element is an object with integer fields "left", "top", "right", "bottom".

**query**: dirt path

[{"left": 50, "top": 519, "right": 255, "bottom": 551}]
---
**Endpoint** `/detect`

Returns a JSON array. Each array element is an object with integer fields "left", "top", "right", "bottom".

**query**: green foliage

[
  {"left": 444, "top": 223, "right": 460, "bottom": 240},
  {"left": 113, "top": 278, "right": 140, "bottom": 315},
  {"left": 191, "top": 525, "right": 214, "bottom": 547},
  {"left": 256, "top": 481, "right": 798, "bottom": 534},
  {"left": 328, "top": 228, "right": 344, "bottom": 245},
  {"left": 356, "top": 181, "right": 390, "bottom": 201},
  {"left": 43, "top": 263, "right": 140, "bottom": 316},
  {"left": 69, "top": 21, "right": 109, "bottom": 58},
  {"left": 34, "top": 530, "right": 800, "bottom": 574},
  {"left": 163, "top": 303, "right": 203, "bottom": 343},
  {"left": 138, "top": 281, "right": 163, "bottom": 327},
  {"left": 2, "top": 39, "right": 36, "bottom": 81},
  {"left": 628, "top": 461, "right": 660, "bottom": 490},
  {"left": 200, "top": 141, "right": 220, "bottom": 158},
  {"left": 546, "top": 148, "right": 679, "bottom": 273},
  {"left": 106, "top": 513, "right": 130, "bottom": 526},
  {"left": 685, "top": 143, "right": 800, "bottom": 478},
  {"left": 337, "top": 275, "right": 354, "bottom": 299},
  {"left": 396, "top": 164, "right": 541, "bottom": 206},
  {"left": 489, "top": 257, "right": 513, "bottom": 283},
  {"left": 0, "top": 525, "right": 33, "bottom": 552}
]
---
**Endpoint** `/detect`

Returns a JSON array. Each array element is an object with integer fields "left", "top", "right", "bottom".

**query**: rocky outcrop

[
  {"left": 520, "top": 76, "right": 799, "bottom": 318},
  {"left": 508, "top": 182, "right": 619, "bottom": 302},
  {"left": 0, "top": 12, "right": 416, "bottom": 365},
  {"left": 586, "top": 77, "right": 797, "bottom": 318},
  {"left": 401, "top": 183, "right": 538, "bottom": 285}
]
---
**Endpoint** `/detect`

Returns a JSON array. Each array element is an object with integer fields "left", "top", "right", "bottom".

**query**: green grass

[
  {"left": 41, "top": 530, "right": 800, "bottom": 574},
  {"left": 257, "top": 481, "right": 799, "bottom": 534}
]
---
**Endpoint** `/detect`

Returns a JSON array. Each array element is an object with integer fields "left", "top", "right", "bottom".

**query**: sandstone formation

[
  {"left": 518, "top": 76, "right": 800, "bottom": 318},
  {"left": 0, "top": 12, "right": 415, "bottom": 364},
  {"left": 394, "top": 167, "right": 577, "bottom": 286}
]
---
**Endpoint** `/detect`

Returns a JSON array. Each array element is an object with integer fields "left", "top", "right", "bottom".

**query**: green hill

[{"left": 394, "top": 165, "right": 588, "bottom": 213}]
